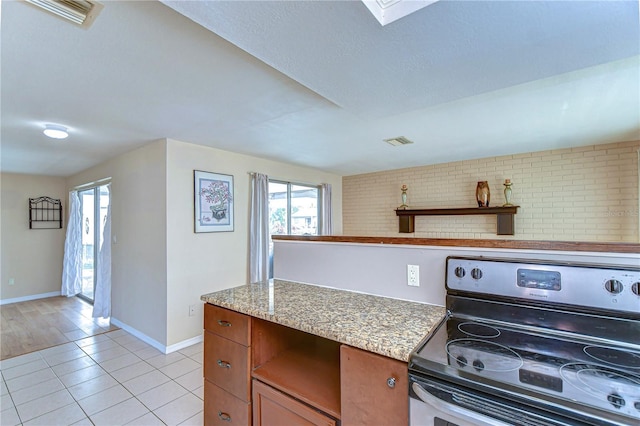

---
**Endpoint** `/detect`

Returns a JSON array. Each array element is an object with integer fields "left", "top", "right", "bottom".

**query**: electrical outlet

[
  {"left": 8, "top": 277, "right": 15, "bottom": 286},
  {"left": 188, "top": 304, "right": 196, "bottom": 317},
  {"left": 407, "top": 265, "right": 419, "bottom": 286}
]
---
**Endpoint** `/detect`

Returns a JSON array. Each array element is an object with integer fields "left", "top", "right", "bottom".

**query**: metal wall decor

[{"left": 29, "top": 196, "right": 62, "bottom": 229}]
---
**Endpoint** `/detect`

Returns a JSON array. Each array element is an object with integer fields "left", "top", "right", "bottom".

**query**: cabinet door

[
  {"left": 252, "top": 380, "right": 336, "bottom": 426},
  {"left": 204, "top": 331, "right": 251, "bottom": 401},
  {"left": 205, "top": 379, "right": 250, "bottom": 426},
  {"left": 340, "top": 345, "right": 409, "bottom": 426}
]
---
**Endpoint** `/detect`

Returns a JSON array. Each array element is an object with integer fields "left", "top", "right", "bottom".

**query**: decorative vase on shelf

[
  {"left": 503, "top": 179, "right": 513, "bottom": 207},
  {"left": 476, "top": 181, "right": 490, "bottom": 207},
  {"left": 399, "top": 184, "right": 408, "bottom": 209}
]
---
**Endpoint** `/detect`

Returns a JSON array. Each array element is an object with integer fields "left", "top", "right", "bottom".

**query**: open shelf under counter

[
  {"left": 251, "top": 341, "right": 341, "bottom": 420},
  {"left": 395, "top": 206, "right": 520, "bottom": 235}
]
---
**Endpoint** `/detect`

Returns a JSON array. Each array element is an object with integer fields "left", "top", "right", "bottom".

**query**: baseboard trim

[
  {"left": 166, "top": 334, "right": 203, "bottom": 354},
  {"left": 109, "top": 317, "right": 203, "bottom": 354},
  {"left": 110, "top": 317, "right": 167, "bottom": 353},
  {"left": 0, "top": 291, "right": 61, "bottom": 305}
]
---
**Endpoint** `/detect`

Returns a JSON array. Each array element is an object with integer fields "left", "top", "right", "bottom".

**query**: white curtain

[
  {"left": 61, "top": 191, "right": 82, "bottom": 296},
  {"left": 249, "top": 173, "right": 269, "bottom": 283},
  {"left": 93, "top": 186, "right": 111, "bottom": 318},
  {"left": 320, "top": 183, "right": 333, "bottom": 235}
]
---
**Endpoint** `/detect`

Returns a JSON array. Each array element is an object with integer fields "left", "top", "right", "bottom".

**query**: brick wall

[{"left": 342, "top": 140, "right": 640, "bottom": 242}]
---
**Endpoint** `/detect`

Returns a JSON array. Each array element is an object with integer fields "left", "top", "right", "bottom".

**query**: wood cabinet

[
  {"left": 204, "top": 303, "right": 409, "bottom": 426},
  {"left": 252, "top": 380, "right": 336, "bottom": 426},
  {"left": 340, "top": 345, "right": 409, "bottom": 426},
  {"left": 204, "top": 304, "right": 251, "bottom": 425}
]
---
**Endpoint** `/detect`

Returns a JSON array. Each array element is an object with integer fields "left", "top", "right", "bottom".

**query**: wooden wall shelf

[{"left": 395, "top": 206, "right": 519, "bottom": 235}]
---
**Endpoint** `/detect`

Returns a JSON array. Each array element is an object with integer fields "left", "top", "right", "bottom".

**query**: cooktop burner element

[
  {"left": 583, "top": 346, "right": 640, "bottom": 369},
  {"left": 457, "top": 321, "right": 501, "bottom": 338},
  {"left": 410, "top": 256, "right": 640, "bottom": 426},
  {"left": 446, "top": 338, "right": 524, "bottom": 372},
  {"left": 559, "top": 363, "right": 640, "bottom": 418}
]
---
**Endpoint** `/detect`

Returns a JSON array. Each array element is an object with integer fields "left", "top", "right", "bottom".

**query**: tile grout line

[{"left": 3, "top": 330, "right": 204, "bottom": 426}]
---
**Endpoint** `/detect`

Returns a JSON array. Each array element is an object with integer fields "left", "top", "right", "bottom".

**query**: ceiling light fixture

[
  {"left": 43, "top": 124, "right": 69, "bottom": 139},
  {"left": 384, "top": 136, "right": 414, "bottom": 146},
  {"left": 24, "top": 0, "right": 104, "bottom": 28}
]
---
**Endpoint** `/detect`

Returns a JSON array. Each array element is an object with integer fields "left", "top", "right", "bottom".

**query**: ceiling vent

[
  {"left": 24, "top": 0, "right": 104, "bottom": 28},
  {"left": 384, "top": 136, "right": 414, "bottom": 146}
]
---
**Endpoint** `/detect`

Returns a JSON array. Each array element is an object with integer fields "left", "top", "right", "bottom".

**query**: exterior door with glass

[{"left": 79, "top": 185, "right": 109, "bottom": 303}]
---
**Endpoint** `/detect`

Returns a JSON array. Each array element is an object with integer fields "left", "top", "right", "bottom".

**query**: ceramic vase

[
  {"left": 503, "top": 180, "right": 513, "bottom": 206},
  {"left": 476, "top": 181, "right": 490, "bottom": 207},
  {"left": 399, "top": 185, "right": 408, "bottom": 209}
]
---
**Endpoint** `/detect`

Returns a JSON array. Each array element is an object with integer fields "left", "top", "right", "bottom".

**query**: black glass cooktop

[{"left": 411, "top": 315, "right": 640, "bottom": 423}]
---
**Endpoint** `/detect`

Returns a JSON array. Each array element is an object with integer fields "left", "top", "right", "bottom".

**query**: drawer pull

[
  {"left": 387, "top": 377, "right": 396, "bottom": 388},
  {"left": 217, "top": 359, "right": 232, "bottom": 369},
  {"left": 218, "top": 411, "right": 232, "bottom": 422},
  {"left": 217, "top": 320, "right": 232, "bottom": 327}
]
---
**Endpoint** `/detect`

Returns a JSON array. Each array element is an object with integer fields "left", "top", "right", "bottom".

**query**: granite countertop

[{"left": 201, "top": 279, "right": 446, "bottom": 362}]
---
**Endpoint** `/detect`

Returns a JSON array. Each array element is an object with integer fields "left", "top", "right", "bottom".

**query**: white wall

[
  {"left": 273, "top": 240, "right": 640, "bottom": 307},
  {"left": 9, "top": 138, "right": 344, "bottom": 349},
  {"left": 165, "top": 139, "right": 343, "bottom": 346},
  {"left": 67, "top": 141, "right": 168, "bottom": 346},
  {"left": 1, "top": 173, "right": 67, "bottom": 301}
]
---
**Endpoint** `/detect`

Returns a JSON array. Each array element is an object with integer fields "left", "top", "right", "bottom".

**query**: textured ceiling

[
  {"left": 2, "top": 0, "right": 639, "bottom": 177},
  {"left": 165, "top": 0, "right": 637, "bottom": 118}
]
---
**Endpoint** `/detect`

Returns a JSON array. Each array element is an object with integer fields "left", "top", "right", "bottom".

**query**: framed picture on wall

[{"left": 194, "top": 170, "right": 234, "bottom": 233}]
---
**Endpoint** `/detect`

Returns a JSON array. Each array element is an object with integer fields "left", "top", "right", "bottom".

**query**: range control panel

[{"left": 446, "top": 256, "right": 640, "bottom": 314}]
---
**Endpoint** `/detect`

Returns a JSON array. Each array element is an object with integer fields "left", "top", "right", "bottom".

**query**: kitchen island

[{"left": 201, "top": 279, "right": 445, "bottom": 425}]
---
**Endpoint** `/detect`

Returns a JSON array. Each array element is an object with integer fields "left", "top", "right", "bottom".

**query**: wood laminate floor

[{"left": 0, "top": 296, "right": 118, "bottom": 360}]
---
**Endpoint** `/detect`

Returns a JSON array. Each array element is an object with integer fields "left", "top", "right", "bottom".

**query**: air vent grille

[
  {"left": 25, "top": 0, "right": 103, "bottom": 28},
  {"left": 384, "top": 136, "right": 414, "bottom": 146}
]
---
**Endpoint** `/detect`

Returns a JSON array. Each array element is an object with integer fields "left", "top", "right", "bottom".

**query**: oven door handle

[{"left": 411, "top": 382, "right": 510, "bottom": 426}]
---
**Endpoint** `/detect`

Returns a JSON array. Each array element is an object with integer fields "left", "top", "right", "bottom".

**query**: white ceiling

[{"left": 2, "top": 0, "right": 639, "bottom": 177}]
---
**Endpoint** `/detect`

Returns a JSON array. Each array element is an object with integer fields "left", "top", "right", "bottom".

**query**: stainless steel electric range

[{"left": 409, "top": 256, "right": 640, "bottom": 426}]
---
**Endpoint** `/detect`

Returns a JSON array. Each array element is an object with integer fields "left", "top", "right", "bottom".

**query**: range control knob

[
  {"left": 605, "top": 279, "right": 623, "bottom": 295},
  {"left": 472, "top": 360, "right": 485, "bottom": 372},
  {"left": 454, "top": 267, "right": 466, "bottom": 278},
  {"left": 635, "top": 401, "right": 640, "bottom": 411},
  {"left": 632, "top": 282, "right": 639, "bottom": 296},
  {"left": 456, "top": 356, "right": 467, "bottom": 368},
  {"left": 607, "top": 393, "right": 625, "bottom": 409},
  {"left": 471, "top": 268, "right": 483, "bottom": 280}
]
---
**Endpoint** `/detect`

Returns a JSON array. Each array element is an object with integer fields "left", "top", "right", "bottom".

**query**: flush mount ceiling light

[
  {"left": 43, "top": 124, "right": 69, "bottom": 139},
  {"left": 23, "top": 0, "right": 104, "bottom": 28},
  {"left": 384, "top": 136, "right": 414, "bottom": 146},
  {"left": 361, "top": 0, "right": 439, "bottom": 26}
]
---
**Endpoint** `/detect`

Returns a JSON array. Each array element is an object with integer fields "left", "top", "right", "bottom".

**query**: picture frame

[{"left": 194, "top": 170, "right": 234, "bottom": 233}]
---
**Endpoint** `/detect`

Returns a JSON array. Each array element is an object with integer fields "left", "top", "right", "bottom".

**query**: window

[{"left": 269, "top": 180, "right": 320, "bottom": 236}]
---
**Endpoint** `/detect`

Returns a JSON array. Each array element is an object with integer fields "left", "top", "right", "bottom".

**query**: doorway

[{"left": 78, "top": 185, "right": 110, "bottom": 303}]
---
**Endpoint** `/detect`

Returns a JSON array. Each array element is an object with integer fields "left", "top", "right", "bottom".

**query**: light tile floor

[{"left": 0, "top": 330, "right": 204, "bottom": 425}]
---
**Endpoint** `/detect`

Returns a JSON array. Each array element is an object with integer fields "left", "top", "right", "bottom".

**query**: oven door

[
  {"left": 410, "top": 377, "right": 510, "bottom": 426},
  {"left": 409, "top": 375, "right": 580, "bottom": 426}
]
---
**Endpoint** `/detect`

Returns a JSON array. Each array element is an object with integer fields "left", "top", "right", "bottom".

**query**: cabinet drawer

[
  {"left": 252, "top": 380, "right": 336, "bottom": 426},
  {"left": 204, "top": 331, "right": 251, "bottom": 401},
  {"left": 205, "top": 380, "right": 250, "bottom": 426},
  {"left": 204, "top": 304, "right": 251, "bottom": 346}
]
